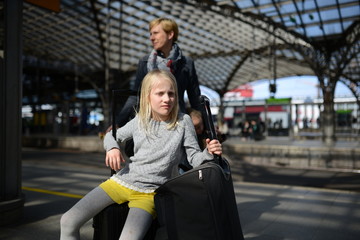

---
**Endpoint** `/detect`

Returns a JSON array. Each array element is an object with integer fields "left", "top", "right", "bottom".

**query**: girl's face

[{"left": 149, "top": 77, "right": 175, "bottom": 121}]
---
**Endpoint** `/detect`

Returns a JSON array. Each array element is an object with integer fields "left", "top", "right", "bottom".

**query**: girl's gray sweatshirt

[{"left": 103, "top": 113, "right": 214, "bottom": 193}]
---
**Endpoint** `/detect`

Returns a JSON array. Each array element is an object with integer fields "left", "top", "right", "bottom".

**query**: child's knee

[
  {"left": 60, "top": 211, "right": 76, "bottom": 230},
  {"left": 60, "top": 211, "right": 81, "bottom": 239},
  {"left": 60, "top": 212, "right": 70, "bottom": 228}
]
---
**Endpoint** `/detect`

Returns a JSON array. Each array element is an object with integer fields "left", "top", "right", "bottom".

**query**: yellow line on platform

[{"left": 22, "top": 186, "right": 84, "bottom": 199}]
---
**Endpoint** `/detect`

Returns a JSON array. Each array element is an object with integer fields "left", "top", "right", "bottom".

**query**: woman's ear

[{"left": 168, "top": 31, "right": 174, "bottom": 41}]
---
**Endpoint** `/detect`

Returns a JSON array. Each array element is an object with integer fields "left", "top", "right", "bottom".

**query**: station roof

[{"left": 21, "top": 0, "right": 359, "bottom": 96}]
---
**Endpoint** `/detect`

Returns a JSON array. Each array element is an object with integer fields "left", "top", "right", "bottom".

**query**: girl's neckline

[{"left": 150, "top": 118, "right": 170, "bottom": 124}]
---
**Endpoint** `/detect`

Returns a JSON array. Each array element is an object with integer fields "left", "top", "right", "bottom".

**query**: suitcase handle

[
  {"left": 199, "top": 95, "right": 222, "bottom": 165},
  {"left": 111, "top": 89, "right": 137, "bottom": 139},
  {"left": 111, "top": 90, "right": 137, "bottom": 138},
  {"left": 111, "top": 89, "right": 138, "bottom": 175},
  {"left": 199, "top": 96, "right": 217, "bottom": 140},
  {"left": 199, "top": 95, "right": 230, "bottom": 174}
]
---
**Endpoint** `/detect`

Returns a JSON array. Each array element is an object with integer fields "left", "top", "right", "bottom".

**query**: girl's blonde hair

[{"left": 138, "top": 69, "right": 179, "bottom": 133}]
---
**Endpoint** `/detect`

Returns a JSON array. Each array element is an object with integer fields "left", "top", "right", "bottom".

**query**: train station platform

[
  {"left": 0, "top": 146, "right": 359, "bottom": 240},
  {"left": 224, "top": 136, "right": 360, "bottom": 171},
  {"left": 23, "top": 134, "right": 360, "bottom": 171}
]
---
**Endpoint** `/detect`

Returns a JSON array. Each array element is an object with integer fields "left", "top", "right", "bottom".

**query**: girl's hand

[
  {"left": 206, "top": 139, "right": 222, "bottom": 155},
  {"left": 105, "top": 148, "right": 125, "bottom": 171}
]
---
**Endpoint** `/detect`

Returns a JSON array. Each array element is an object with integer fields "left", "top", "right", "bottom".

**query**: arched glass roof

[{"left": 20, "top": 0, "right": 359, "bottom": 96}]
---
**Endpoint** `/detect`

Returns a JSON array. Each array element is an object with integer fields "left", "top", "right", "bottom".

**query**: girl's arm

[
  {"left": 105, "top": 148, "right": 125, "bottom": 171},
  {"left": 183, "top": 114, "right": 219, "bottom": 167},
  {"left": 205, "top": 139, "right": 222, "bottom": 155},
  {"left": 103, "top": 131, "right": 125, "bottom": 170},
  {"left": 103, "top": 116, "right": 136, "bottom": 170}
]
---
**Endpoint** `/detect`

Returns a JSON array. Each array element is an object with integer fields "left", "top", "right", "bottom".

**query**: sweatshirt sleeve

[
  {"left": 182, "top": 114, "right": 213, "bottom": 167},
  {"left": 103, "top": 131, "right": 119, "bottom": 152},
  {"left": 103, "top": 116, "right": 136, "bottom": 152}
]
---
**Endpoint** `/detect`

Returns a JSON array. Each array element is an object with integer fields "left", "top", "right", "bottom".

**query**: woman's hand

[
  {"left": 206, "top": 139, "right": 222, "bottom": 155},
  {"left": 105, "top": 148, "right": 125, "bottom": 171}
]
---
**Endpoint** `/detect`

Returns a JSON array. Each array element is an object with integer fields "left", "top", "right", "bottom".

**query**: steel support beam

[{"left": 0, "top": 0, "right": 24, "bottom": 226}]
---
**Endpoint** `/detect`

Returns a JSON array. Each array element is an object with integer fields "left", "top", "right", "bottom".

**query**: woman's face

[
  {"left": 149, "top": 23, "right": 173, "bottom": 53},
  {"left": 149, "top": 77, "right": 175, "bottom": 121}
]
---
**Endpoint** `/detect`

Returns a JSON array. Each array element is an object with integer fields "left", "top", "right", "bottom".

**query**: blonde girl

[{"left": 60, "top": 69, "right": 222, "bottom": 240}]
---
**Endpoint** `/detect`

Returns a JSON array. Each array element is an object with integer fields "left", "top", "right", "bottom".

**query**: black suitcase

[
  {"left": 154, "top": 95, "right": 244, "bottom": 240},
  {"left": 93, "top": 89, "right": 157, "bottom": 240}
]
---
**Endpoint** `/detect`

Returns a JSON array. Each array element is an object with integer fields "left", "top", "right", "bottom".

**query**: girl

[{"left": 60, "top": 69, "right": 222, "bottom": 240}]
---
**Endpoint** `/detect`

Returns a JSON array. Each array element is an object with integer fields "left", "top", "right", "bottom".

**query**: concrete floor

[{"left": 0, "top": 147, "right": 359, "bottom": 240}]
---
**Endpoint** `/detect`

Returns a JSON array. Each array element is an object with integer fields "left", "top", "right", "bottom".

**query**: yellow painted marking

[{"left": 22, "top": 186, "right": 84, "bottom": 199}]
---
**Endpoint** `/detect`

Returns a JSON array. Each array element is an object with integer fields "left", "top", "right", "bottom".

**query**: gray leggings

[{"left": 60, "top": 186, "right": 153, "bottom": 240}]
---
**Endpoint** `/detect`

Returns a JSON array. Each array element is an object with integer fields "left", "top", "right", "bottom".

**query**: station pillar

[{"left": 0, "top": 0, "right": 24, "bottom": 226}]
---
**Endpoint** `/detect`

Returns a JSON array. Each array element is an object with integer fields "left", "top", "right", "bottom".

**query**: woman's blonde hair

[
  {"left": 138, "top": 69, "right": 179, "bottom": 133},
  {"left": 149, "top": 18, "right": 179, "bottom": 42}
]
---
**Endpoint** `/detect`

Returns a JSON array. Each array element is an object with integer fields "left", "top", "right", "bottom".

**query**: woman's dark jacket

[{"left": 116, "top": 54, "right": 201, "bottom": 127}]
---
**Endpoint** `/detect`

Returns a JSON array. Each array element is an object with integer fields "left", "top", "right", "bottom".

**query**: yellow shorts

[{"left": 99, "top": 179, "right": 156, "bottom": 218}]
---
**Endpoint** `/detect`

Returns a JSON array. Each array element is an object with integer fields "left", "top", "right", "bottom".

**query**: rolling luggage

[
  {"left": 93, "top": 89, "right": 157, "bottom": 240},
  {"left": 154, "top": 95, "right": 244, "bottom": 240}
]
